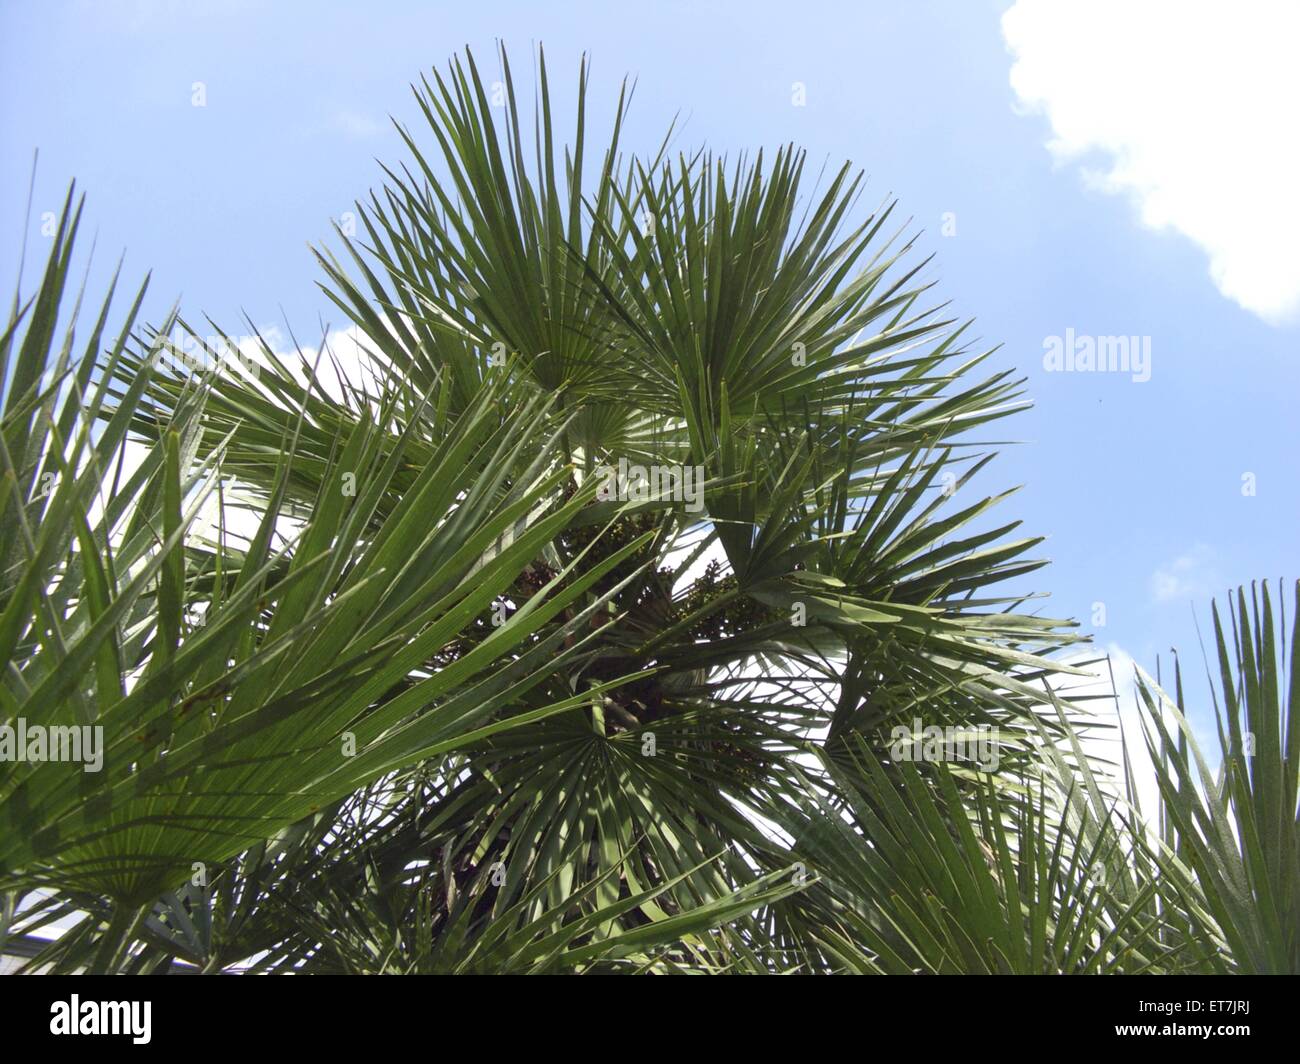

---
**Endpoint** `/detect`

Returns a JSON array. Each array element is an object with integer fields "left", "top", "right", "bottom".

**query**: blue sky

[{"left": 2, "top": 0, "right": 1296, "bottom": 725}]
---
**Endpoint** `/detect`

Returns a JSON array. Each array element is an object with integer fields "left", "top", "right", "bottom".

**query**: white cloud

[
  {"left": 82, "top": 322, "right": 384, "bottom": 558},
  {"left": 1060, "top": 637, "right": 1222, "bottom": 827},
  {"left": 229, "top": 321, "right": 387, "bottom": 404},
  {"left": 1002, "top": 0, "right": 1300, "bottom": 325},
  {"left": 1149, "top": 542, "right": 1220, "bottom": 603},
  {"left": 1055, "top": 645, "right": 1160, "bottom": 821},
  {"left": 1052, "top": 644, "right": 1218, "bottom": 831},
  {"left": 332, "top": 109, "right": 384, "bottom": 139}
]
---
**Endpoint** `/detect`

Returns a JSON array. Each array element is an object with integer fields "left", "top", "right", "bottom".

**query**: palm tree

[{"left": 1, "top": 47, "right": 1293, "bottom": 974}]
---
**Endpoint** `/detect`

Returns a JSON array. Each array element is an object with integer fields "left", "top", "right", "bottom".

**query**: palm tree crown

[{"left": 1, "top": 47, "right": 1294, "bottom": 975}]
